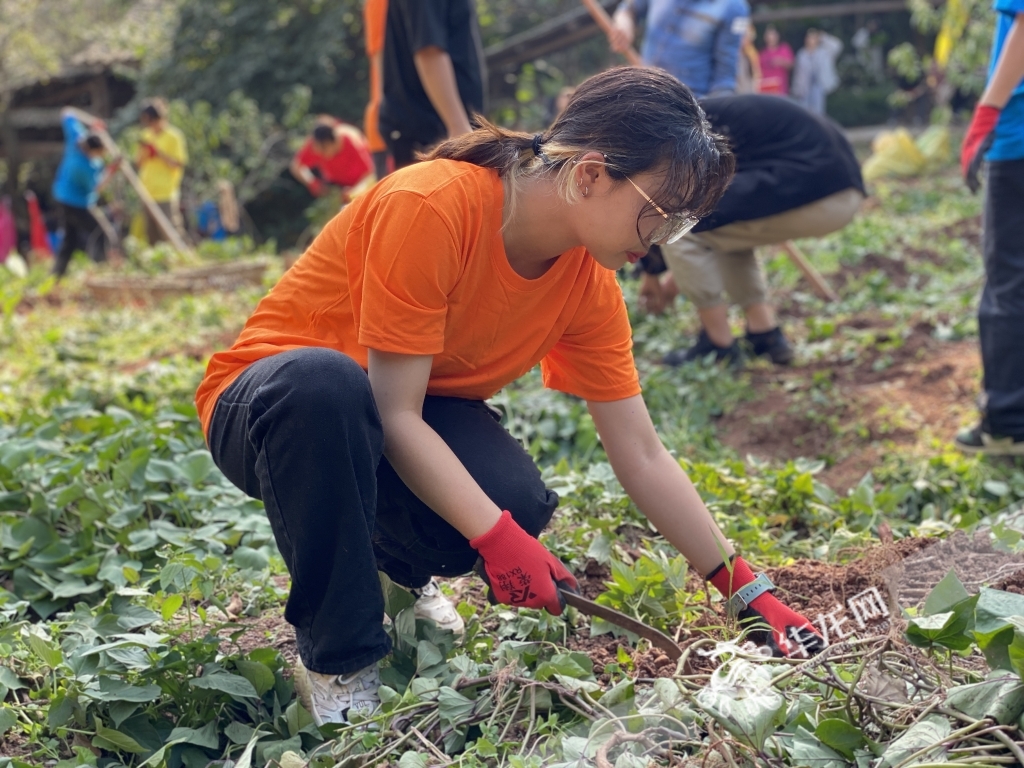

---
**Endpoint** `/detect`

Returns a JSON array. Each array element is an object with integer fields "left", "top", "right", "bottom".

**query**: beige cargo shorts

[{"left": 662, "top": 187, "right": 864, "bottom": 308}]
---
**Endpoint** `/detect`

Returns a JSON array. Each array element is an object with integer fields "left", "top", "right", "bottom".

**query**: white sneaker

[
  {"left": 412, "top": 579, "right": 465, "bottom": 637},
  {"left": 293, "top": 657, "right": 380, "bottom": 726}
]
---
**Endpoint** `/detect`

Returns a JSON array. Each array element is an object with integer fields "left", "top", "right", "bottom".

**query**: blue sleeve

[
  {"left": 708, "top": 0, "right": 749, "bottom": 94},
  {"left": 993, "top": 0, "right": 1024, "bottom": 13},
  {"left": 616, "top": 0, "right": 648, "bottom": 20},
  {"left": 62, "top": 114, "right": 85, "bottom": 148}
]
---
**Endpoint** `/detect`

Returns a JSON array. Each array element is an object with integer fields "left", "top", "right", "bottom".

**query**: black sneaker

[
  {"left": 954, "top": 422, "right": 1024, "bottom": 456},
  {"left": 663, "top": 329, "right": 743, "bottom": 368},
  {"left": 745, "top": 327, "right": 794, "bottom": 366}
]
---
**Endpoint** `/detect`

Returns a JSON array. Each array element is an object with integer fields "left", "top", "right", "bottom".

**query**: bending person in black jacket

[{"left": 640, "top": 94, "right": 864, "bottom": 366}]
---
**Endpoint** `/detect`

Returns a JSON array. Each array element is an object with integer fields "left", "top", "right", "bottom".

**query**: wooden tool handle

[{"left": 580, "top": 0, "right": 644, "bottom": 67}]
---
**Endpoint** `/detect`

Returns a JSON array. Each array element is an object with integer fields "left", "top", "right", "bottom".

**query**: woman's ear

[{"left": 576, "top": 150, "right": 608, "bottom": 191}]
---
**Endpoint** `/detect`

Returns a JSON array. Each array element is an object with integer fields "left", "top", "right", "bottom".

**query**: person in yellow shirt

[{"left": 136, "top": 98, "right": 188, "bottom": 244}]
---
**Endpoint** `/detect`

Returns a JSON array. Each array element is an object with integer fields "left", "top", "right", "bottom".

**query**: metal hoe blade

[{"left": 560, "top": 588, "right": 683, "bottom": 661}]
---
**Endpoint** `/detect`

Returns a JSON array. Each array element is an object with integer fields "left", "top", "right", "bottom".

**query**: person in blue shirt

[
  {"left": 609, "top": 0, "right": 751, "bottom": 97},
  {"left": 51, "top": 108, "right": 112, "bottom": 278},
  {"left": 956, "top": 0, "right": 1024, "bottom": 454}
]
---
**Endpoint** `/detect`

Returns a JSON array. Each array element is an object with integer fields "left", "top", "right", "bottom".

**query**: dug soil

[
  {"left": 716, "top": 319, "right": 979, "bottom": 493},
  {"left": 715, "top": 219, "right": 984, "bottom": 493}
]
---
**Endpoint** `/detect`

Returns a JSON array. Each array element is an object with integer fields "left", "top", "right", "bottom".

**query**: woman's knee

[
  {"left": 255, "top": 348, "right": 381, "bottom": 431},
  {"left": 504, "top": 484, "right": 559, "bottom": 538}
]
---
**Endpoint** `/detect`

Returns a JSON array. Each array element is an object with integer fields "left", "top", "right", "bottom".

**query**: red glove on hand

[
  {"left": 307, "top": 178, "right": 325, "bottom": 197},
  {"left": 709, "top": 555, "right": 825, "bottom": 658},
  {"left": 470, "top": 510, "right": 578, "bottom": 616},
  {"left": 961, "top": 104, "right": 1001, "bottom": 193}
]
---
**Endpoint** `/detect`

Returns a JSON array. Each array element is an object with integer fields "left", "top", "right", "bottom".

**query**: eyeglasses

[{"left": 624, "top": 177, "right": 699, "bottom": 245}]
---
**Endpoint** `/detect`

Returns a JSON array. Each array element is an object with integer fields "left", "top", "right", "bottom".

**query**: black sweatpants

[
  {"left": 207, "top": 347, "right": 559, "bottom": 675},
  {"left": 979, "top": 159, "right": 1024, "bottom": 437},
  {"left": 54, "top": 204, "right": 103, "bottom": 278}
]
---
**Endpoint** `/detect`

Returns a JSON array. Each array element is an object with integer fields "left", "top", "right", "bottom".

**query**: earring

[{"left": 583, "top": 186, "right": 589, "bottom": 197}]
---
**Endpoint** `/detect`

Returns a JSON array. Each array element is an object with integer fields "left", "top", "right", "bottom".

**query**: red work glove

[
  {"left": 709, "top": 555, "right": 825, "bottom": 658},
  {"left": 961, "top": 104, "right": 1001, "bottom": 193},
  {"left": 470, "top": 510, "right": 578, "bottom": 616},
  {"left": 141, "top": 142, "right": 157, "bottom": 160},
  {"left": 307, "top": 178, "right": 325, "bottom": 197}
]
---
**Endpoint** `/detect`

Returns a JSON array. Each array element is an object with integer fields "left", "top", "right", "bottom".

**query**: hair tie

[{"left": 531, "top": 133, "right": 544, "bottom": 156}]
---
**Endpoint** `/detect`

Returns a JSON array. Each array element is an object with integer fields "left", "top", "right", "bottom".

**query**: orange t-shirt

[
  {"left": 363, "top": 0, "right": 389, "bottom": 153},
  {"left": 195, "top": 160, "right": 641, "bottom": 437}
]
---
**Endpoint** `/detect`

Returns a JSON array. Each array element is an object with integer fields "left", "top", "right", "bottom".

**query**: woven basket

[{"left": 86, "top": 258, "right": 269, "bottom": 303}]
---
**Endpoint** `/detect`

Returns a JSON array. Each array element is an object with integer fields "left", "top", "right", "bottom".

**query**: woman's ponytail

[{"left": 423, "top": 67, "right": 734, "bottom": 226}]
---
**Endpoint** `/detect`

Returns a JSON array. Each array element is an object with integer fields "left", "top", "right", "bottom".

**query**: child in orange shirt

[{"left": 197, "top": 67, "right": 823, "bottom": 726}]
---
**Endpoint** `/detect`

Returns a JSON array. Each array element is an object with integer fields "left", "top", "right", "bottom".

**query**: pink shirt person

[{"left": 758, "top": 26, "right": 794, "bottom": 95}]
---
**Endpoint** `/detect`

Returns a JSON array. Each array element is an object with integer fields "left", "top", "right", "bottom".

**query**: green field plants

[{"left": 3, "top": 169, "right": 1024, "bottom": 766}]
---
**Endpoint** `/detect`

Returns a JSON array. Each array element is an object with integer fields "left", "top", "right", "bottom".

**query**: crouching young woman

[{"left": 195, "top": 67, "right": 824, "bottom": 726}]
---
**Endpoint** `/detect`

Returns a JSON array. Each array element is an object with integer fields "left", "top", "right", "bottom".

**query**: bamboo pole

[{"left": 65, "top": 107, "right": 193, "bottom": 255}]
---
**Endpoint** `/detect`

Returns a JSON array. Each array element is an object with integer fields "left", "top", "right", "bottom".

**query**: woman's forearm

[
  {"left": 589, "top": 396, "right": 735, "bottom": 575},
  {"left": 380, "top": 410, "right": 502, "bottom": 540},
  {"left": 615, "top": 450, "right": 735, "bottom": 575}
]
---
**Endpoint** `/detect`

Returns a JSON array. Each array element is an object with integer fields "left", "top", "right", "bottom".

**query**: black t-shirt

[
  {"left": 693, "top": 95, "right": 865, "bottom": 233},
  {"left": 379, "top": 0, "right": 486, "bottom": 148}
]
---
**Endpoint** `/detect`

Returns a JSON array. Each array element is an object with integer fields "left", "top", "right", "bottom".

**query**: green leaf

[
  {"left": 139, "top": 737, "right": 188, "bottom": 768},
  {"left": 145, "top": 459, "right": 184, "bottom": 484},
  {"left": 179, "top": 451, "right": 216, "bottom": 485},
  {"left": 47, "top": 693, "right": 75, "bottom": 729},
  {"left": 597, "top": 678, "right": 634, "bottom": 708},
  {"left": 815, "top": 718, "right": 867, "bottom": 760},
  {"left": 234, "top": 660, "right": 275, "bottom": 697},
  {"left": 973, "top": 589, "right": 1024, "bottom": 670},
  {"left": 87, "top": 677, "right": 162, "bottom": 703},
  {"left": 946, "top": 674, "right": 1024, "bottom": 725},
  {"left": 234, "top": 729, "right": 263, "bottom": 768},
  {"left": 109, "top": 701, "right": 139, "bottom": 728},
  {"left": 906, "top": 610, "right": 974, "bottom": 651},
  {"left": 161, "top": 593, "right": 184, "bottom": 621},
  {"left": 984, "top": 480, "right": 1010, "bottom": 497},
  {"left": 586, "top": 533, "right": 612, "bottom": 565},
  {"left": 189, "top": 672, "right": 259, "bottom": 699},
  {"left": 378, "top": 684, "right": 401, "bottom": 710},
  {"left": 169, "top": 721, "right": 220, "bottom": 750},
  {"left": 93, "top": 723, "right": 147, "bottom": 754},
  {"left": 878, "top": 715, "right": 949, "bottom": 767},
  {"left": 51, "top": 578, "right": 105, "bottom": 600},
  {"left": 416, "top": 641, "right": 443, "bottom": 674},
  {"left": 398, "top": 752, "right": 429, "bottom": 768},
  {"left": 696, "top": 661, "right": 784, "bottom": 751},
  {"left": 379, "top": 572, "right": 415, "bottom": 621},
  {"left": 0, "top": 667, "right": 25, "bottom": 691},
  {"left": 786, "top": 729, "right": 847, "bottom": 768},
  {"left": 27, "top": 633, "right": 63, "bottom": 668},
  {"left": 923, "top": 569, "right": 971, "bottom": 616},
  {"left": 225, "top": 721, "right": 256, "bottom": 745},
  {"left": 475, "top": 737, "right": 498, "bottom": 758},
  {"left": 0, "top": 708, "right": 17, "bottom": 737},
  {"left": 284, "top": 700, "right": 316, "bottom": 737},
  {"left": 232, "top": 546, "right": 269, "bottom": 571},
  {"left": 437, "top": 687, "right": 476, "bottom": 726}
]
